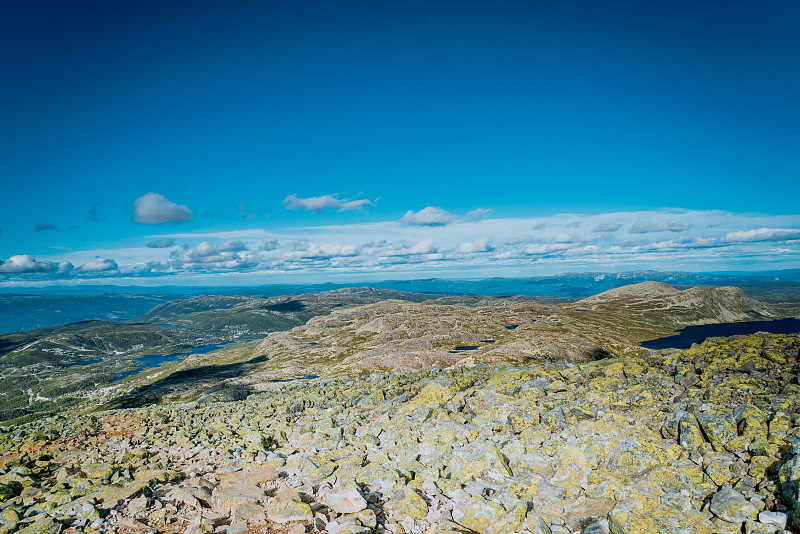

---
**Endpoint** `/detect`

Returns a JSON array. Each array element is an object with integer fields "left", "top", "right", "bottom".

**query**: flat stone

[
  {"left": 0, "top": 508, "right": 21, "bottom": 523},
  {"left": 758, "top": 510, "right": 787, "bottom": 529},
  {"left": 233, "top": 501, "right": 265, "bottom": 522},
  {"left": 550, "top": 445, "right": 589, "bottom": 498},
  {"left": 81, "top": 462, "right": 114, "bottom": 481},
  {"left": 456, "top": 495, "right": 505, "bottom": 532},
  {"left": 127, "top": 494, "right": 148, "bottom": 515},
  {"left": 323, "top": 487, "right": 367, "bottom": 514},
  {"left": 709, "top": 485, "right": 758, "bottom": 523},
  {"left": 268, "top": 499, "right": 313, "bottom": 523},
  {"left": 389, "top": 484, "right": 427, "bottom": 520},
  {"left": 244, "top": 467, "right": 279, "bottom": 485},
  {"left": 695, "top": 410, "right": 737, "bottom": 452},
  {"left": 211, "top": 484, "right": 265, "bottom": 515},
  {"left": 91, "top": 479, "right": 151, "bottom": 509},
  {"left": 609, "top": 496, "right": 715, "bottom": 534},
  {"left": 678, "top": 413, "right": 707, "bottom": 455}
]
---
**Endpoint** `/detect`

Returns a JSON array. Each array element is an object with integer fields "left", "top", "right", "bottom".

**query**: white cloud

[
  {"left": 457, "top": 237, "right": 492, "bottom": 253},
  {"left": 179, "top": 240, "right": 249, "bottom": 264},
  {"left": 282, "top": 243, "right": 358, "bottom": 260},
  {"left": 464, "top": 208, "right": 493, "bottom": 222},
  {"left": 147, "top": 239, "right": 175, "bottom": 248},
  {"left": 261, "top": 239, "right": 279, "bottom": 251},
  {"left": 7, "top": 208, "right": 800, "bottom": 284},
  {"left": 723, "top": 228, "right": 800, "bottom": 242},
  {"left": 0, "top": 255, "right": 59, "bottom": 273},
  {"left": 506, "top": 235, "right": 534, "bottom": 245},
  {"left": 524, "top": 243, "right": 575, "bottom": 255},
  {"left": 134, "top": 193, "right": 193, "bottom": 224},
  {"left": 401, "top": 207, "right": 455, "bottom": 226},
  {"left": 282, "top": 194, "right": 371, "bottom": 212},
  {"left": 76, "top": 258, "right": 118, "bottom": 273},
  {"left": 553, "top": 233, "right": 574, "bottom": 243},
  {"left": 629, "top": 220, "right": 690, "bottom": 233},
  {"left": 592, "top": 222, "right": 621, "bottom": 233},
  {"left": 410, "top": 239, "right": 436, "bottom": 254}
]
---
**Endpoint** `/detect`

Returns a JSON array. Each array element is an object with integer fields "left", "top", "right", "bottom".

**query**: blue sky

[{"left": 1, "top": 0, "right": 798, "bottom": 286}]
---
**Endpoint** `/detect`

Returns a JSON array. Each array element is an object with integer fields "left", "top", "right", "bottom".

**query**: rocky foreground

[{"left": 2, "top": 333, "right": 800, "bottom": 534}]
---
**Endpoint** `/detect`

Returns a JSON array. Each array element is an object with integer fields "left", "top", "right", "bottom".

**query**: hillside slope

[{"left": 575, "top": 282, "right": 772, "bottom": 326}]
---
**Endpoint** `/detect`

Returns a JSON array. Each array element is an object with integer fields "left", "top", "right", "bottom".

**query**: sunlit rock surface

[{"left": 0, "top": 333, "right": 798, "bottom": 533}]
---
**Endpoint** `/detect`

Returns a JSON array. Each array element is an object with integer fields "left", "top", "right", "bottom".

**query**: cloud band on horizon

[{"left": 1, "top": 209, "right": 798, "bottom": 285}]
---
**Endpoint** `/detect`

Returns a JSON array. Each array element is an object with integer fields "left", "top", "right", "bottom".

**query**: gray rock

[
  {"left": 323, "top": 487, "right": 367, "bottom": 514},
  {"left": 583, "top": 519, "right": 610, "bottom": 534},
  {"left": 709, "top": 485, "right": 758, "bottom": 523},
  {"left": 758, "top": 510, "right": 787, "bottom": 529}
]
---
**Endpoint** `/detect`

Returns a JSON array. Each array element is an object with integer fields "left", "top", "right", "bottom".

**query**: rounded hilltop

[{"left": 579, "top": 281, "right": 681, "bottom": 301}]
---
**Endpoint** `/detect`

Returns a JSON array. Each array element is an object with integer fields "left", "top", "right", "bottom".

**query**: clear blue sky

[{"left": 1, "top": 0, "right": 798, "bottom": 285}]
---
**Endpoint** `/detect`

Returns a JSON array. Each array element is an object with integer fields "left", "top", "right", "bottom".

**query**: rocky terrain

[
  {"left": 0, "top": 288, "right": 489, "bottom": 424},
  {"left": 1, "top": 332, "right": 800, "bottom": 534},
  {"left": 55, "top": 282, "right": 785, "bottom": 415},
  {"left": 191, "top": 283, "right": 774, "bottom": 393}
]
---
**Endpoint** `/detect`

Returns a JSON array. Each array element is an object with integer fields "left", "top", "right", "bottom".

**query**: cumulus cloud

[
  {"left": 553, "top": 233, "right": 574, "bottom": 243},
  {"left": 76, "top": 258, "right": 118, "bottom": 273},
  {"left": 85, "top": 202, "right": 107, "bottom": 223},
  {"left": 723, "top": 228, "right": 800, "bottom": 242},
  {"left": 457, "top": 237, "right": 492, "bottom": 253},
  {"left": 34, "top": 223, "right": 56, "bottom": 232},
  {"left": 283, "top": 194, "right": 371, "bottom": 212},
  {"left": 261, "top": 239, "right": 279, "bottom": 251},
  {"left": 409, "top": 239, "right": 436, "bottom": 254},
  {"left": 179, "top": 240, "right": 249, "bottom": 264},
  {"left": 464, "top": 208, "right": 493, "bottom": 222},
  {"left": 401, "top": 207, "right": 455, "bottom": 226},
  {"left": 8, "top": 208, "right": 800, "bottom": 283},
  {"left": 134, "top": 192, "right": 193, "bottom": 224},
  {"left": 629, "top": 220, "right": 690, "bottom": 233},
  {"left": 592, "top": 222, "right": 622, "bottom": 233},
  {"left": 283, "top": 243, "right": 358, "bottom": 261},
  {"left": 0, "top": 255, "right": 59, "bottom": 273},
  {"left": 147, "top": 239, "right": 174, "bottom": 248}
]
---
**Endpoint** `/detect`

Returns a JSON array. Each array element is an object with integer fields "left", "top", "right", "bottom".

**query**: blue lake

[
  {"left": 640, "top": 318, "right": 800, "bottom": 350},
  {"left": 110, "top": 342, "right": 235, "bottom": 382}
]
